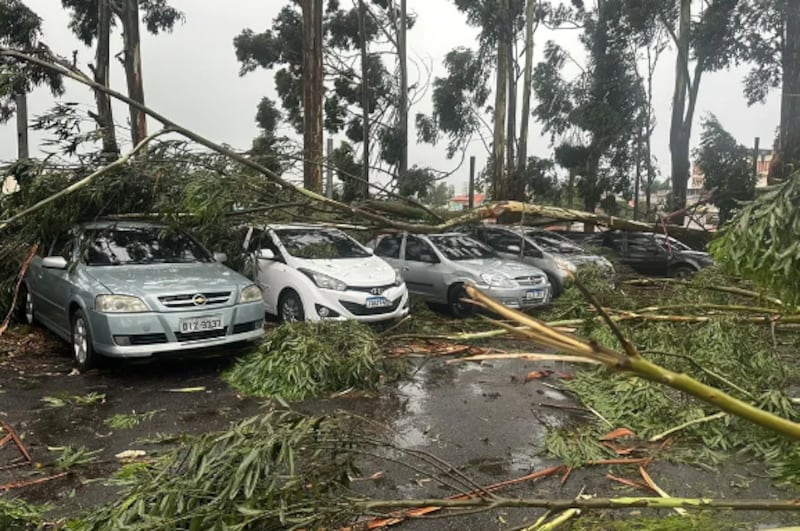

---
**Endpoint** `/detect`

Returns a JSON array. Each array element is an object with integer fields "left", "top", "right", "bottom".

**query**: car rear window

[
  {"left": 82, "top": 226, "right": 212, "bottom": 265},
  {"left": 275, "top": 229, "right": 369, "bottom": 259}
]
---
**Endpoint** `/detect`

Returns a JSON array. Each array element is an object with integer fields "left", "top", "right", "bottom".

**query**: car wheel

[
  {"left": 18, "top": 285, "right": 35, "bottom": 325},
  {"left": 71, "top": 309, "right": 97, "bottom": 371},
  {"left": 546, "top": 274, "right": 563, "bottom": 298},
  {"left": 278, "top": 290, "right": 305, "bottom": 323},
  {"left": 448, "top": 284, "right": 475, "bottom": 318},
  {"left": 671, "top": 265, "right": 696, "bottom": 280}
]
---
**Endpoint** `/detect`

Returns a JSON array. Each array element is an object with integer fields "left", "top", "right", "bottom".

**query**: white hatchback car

[{"left": 242, "top": 224, "right": 410, "bottom": 323}]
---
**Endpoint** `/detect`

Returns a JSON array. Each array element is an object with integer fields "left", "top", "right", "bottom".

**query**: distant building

[{"left": 447, "top": 193, "right": 485, "bottom": 211}]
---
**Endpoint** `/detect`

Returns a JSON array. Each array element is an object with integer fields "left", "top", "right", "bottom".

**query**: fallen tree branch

[
  {"left": 648, "top": 412, "right": 727, "bottom": 443},
  {"left": 624, "top": 279, "right": 785, "bottom": 307},
  {"left": 465, "top": 286, "right": 800, "bottom": 440},
  {"left": 0, "top": 244, "right": 38, "bottom": 335},
  {"left": 446, "top": 353, "right": 600, "bottom": 365},
  {"left": 0, "top": 472, "right": 67, "bottom": 492},
  {"left": 639, "top": 466, "right": 687, "bottom": 516}
]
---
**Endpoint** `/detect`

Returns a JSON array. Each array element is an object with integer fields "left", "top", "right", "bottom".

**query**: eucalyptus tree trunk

[
  {"left": 358, "top": 0, "right": 370, "bottom": 198},
  {"left": 517, "top": 0, "right": 537, "bottom": 175},
  {"left": 15, "top": 92, "right": 28, "bottom": 160},
  {"left": 492, "top": 0, "right": 509, "bottom": 199},
  {"left": 668, "top": 0, "right": 692, "bottom": 223},
  {"left": 114, "top": 0, "right": 147, "bottom": 146},
  {"left": 506, "top": 39, "right": 517, "bottom": 191},
  {"left": 397, "top": 0, "right": 408, "bottom": 193},
  {"left": 94, "top": 0, "right": 119, "bottom": 160},
  {"left": 302, "top": 0, "right": 324, "bottom": 193},
  {"left": 773, "top": 0, "right": 800, "bottom": 182}
]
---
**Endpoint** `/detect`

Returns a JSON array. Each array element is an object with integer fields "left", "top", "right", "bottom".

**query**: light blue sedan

[{"left": 20, "top": 221, "right": 265, "bottom": 370}]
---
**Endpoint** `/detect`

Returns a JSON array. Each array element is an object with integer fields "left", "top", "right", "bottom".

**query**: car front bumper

[
  {"left": 87, "top": 301, "right": 265, "bottom": 358},
  {"left": 304, "top": 284, "right": 410, "bottom": 323},
  {"left": 479, "top": 283, "right": 552, "bottom": 309}
]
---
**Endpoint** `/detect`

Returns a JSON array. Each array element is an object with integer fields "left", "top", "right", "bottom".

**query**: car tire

[
  {"left": 670, "top": 265, "right": 696, "bottom": 280},
  {"left": 278, "top": 290, "right": 305, "bottom": 323},
  {"left": 448, "top": 284, "right": 475, "bottom": 318},
  {"left": 71, "top": 309, "right": 97, "bottom": 372},
  {"left": 546, "top": 274, "right": 563, "bottom": 298},
  {"left": 17, "top": 284, "right": 35, "bottom": 325}
]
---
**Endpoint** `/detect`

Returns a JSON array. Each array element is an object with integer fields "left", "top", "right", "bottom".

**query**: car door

[
  {"left": 246, "top": 228, "right": 287, "bottom": 315},
  {"left": 36, "top": 231, "right": 77, "bottom": 334},
  {"left": 622, "top": 233, "right": 669, "bottom": 275},
  {"left": 400, "top": 235, "right": 442, "bottom": 299}
]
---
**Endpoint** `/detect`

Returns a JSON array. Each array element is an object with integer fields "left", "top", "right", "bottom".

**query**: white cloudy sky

[{"left": 0, "top": 0, "right": 781, "bottom": 193}]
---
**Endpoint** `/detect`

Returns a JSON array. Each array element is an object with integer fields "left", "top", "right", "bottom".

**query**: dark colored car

[{"left": 581, "top": 230, "right": 714, "bottom": 278}]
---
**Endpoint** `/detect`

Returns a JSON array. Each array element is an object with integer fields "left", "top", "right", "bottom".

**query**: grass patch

[
  {"left": 68, "top": 411, "right": 363, "bottom": 530},
  {"left": 223, "top": 321, "right": 406, "bottom": 401},
  {"left": 0, "top": 498, "right": 49, "bottom": 530}
]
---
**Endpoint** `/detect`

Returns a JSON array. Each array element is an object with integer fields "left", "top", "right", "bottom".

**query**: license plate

[
  {"left": 525, "top": 289, "right": 545, "bottom": 300},
  {"left": 366, "top": 296, "right": 392, "bottom": 309},
  {"left": 179, "top": 315, "right": 223, "bottom": 333}
]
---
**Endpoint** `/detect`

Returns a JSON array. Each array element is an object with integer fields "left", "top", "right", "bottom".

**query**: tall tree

[
  {"left": 0, "top": 0, "right": 64, "bottom": 159},
  {"left": 61, "top": 0, "right": 184, "bottom": 147},
  {"left": 302, "top": 0, "right": 323, "bottom": 192}
]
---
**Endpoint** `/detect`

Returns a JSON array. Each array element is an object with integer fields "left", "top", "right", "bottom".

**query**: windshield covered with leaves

[
  {"left": 429, "top": 235, "right": 496, "bottom": 260},
  {"left": 276, "top": 229, "right": 369, "bottom": 259},
  {"left": 82, "top": 226, "right": 212, "bottom": 265},
  {"left": 655, "top": 234, "right": 692, "bottom": 252},
  {"left": 525, "top": 231, "right": 586, "bottom": 254}
]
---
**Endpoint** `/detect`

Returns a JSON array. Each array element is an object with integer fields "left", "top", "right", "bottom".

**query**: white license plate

[
  {"left": 366, "top": 296, "right": 392, "bottom": 309},
  {"left": 525, "top": 289, "right": 545, "bottom": 300},
  {"left": 179, "top": 315, "right": 223, "bottom": 333}
]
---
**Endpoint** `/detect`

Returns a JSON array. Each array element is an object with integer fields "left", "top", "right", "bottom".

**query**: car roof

[
  {"left": 262, "top": 223, "right": 344, "bottom": 231},
  {"left": 77, "top": 220, "right": 166, "bottom": 230}
]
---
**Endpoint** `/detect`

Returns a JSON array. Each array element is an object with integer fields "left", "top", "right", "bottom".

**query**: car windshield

[
  {"left": 275, "top": 229, "right": 369, "bottom": 259},
  {"left": 429, "top": 235, "right": 496, "bottom": 260},
  {"left": 655, "top": 234, "right": 692, "bottom": 252},
  {"left": 82, "top": 226, "right": 212, "bottom": 265},
  {"left": 525, "top": 231, "right": 585, "bottom": 254}
]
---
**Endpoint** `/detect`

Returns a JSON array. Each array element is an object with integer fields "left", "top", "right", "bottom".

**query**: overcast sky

[{"left": 0, "top": 0, "right": 781, "bottom": 193}]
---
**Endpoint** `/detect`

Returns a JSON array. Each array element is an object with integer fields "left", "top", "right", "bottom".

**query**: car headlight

[
  {"left": 239, "top": 284, "right": 262, "bottom": 304},
  {"left": 95, "top": 294, "right": 148, "bottom": 313},
  {"left": 554, "top": 257, "right": 577, "bottom": 273},
  {"left": 299, "top": 269, "right": 347, "bottom": 291},
  {"left": 480, "top": 272, "right": 517, "bottom": 288},
  {"left": 394, "top": 268, "right": 404, "bottom": 286}
]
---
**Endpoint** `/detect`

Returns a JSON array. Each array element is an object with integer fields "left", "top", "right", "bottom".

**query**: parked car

[
  {"left": 241, "top": 224, "right": 409, "bottom": 323},
  {"left": 20, "top": 221, "right": 265, "bottom": 370},
  {"left": 581, "top": 230, "right": 714, "bottom": 278},
  {"left": 460, "top": 225, "right": 615, "bottom": 296},
  {"left": 370, "top": 232, "right": 552, "bottom": 317}
]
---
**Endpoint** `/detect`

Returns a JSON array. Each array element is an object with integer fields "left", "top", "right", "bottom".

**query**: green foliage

[
  {"left": 41, "top": 392, "right": 106, "bottom": 408},
  {"left": 68, "top": 412, "right": 363, "bottom": 530},
  {"left": 523, "top": 156, "right": 562, "bottom": 203},
  {"left": 710, "top": 170, "right": 800, "bottom": 308},
  {"left": 105, "top": 409, "right": 163, "bottom": 430},
  {"left": 223, "top": 321, "right": 405, "bottom": 401},
  {"left": 0, "top": 498, "right": 49, "bottom": 531},
  {"left": 49, "top": 445, "right": 102, "bottom": 471},
  {"left": 694, "top": 114, "right": 755, "bottom": 224},
  {"left": 545, "top": 426, "right": 614, "bottom": 467},
  {"left": 568, "top": 513, "right": 746, "bottom": 531}
]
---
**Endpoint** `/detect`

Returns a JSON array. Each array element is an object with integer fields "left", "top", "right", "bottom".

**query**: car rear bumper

[
  {"left": 304, "top": 284, "right": 410, "bottom": 323},
  {"left": 87, "top": 301, "right": 265, "bottom": 358},
  {"left": 479, "top": 283, "right": 552, "bottom": 308}
]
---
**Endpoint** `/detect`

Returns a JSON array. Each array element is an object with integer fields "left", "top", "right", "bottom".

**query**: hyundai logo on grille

[
  {"left": 192, "top": 294, "right": 207, "bottom": 306},
  {"left": 370, "top": 287, "right": 384, "bottom": 295}
]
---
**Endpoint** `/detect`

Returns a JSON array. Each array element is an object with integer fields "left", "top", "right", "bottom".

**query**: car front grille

[
  {"left": 347, "top": 284, "right": 395, "bottom": 295},
  {"left": 515, "top": 275, "right": 547, "bottom": 286},
  {"left": 174, "top": 329, "right": 227, "bottom": 342},
  {"left": 339, "top": 296, "right": 402, "bottom": 316},
  {"left": 232, "top": 320, "right": 263, "bottom": 334},
  {"left": 158, "top": 291, "right": 231, "bottom": 308}
]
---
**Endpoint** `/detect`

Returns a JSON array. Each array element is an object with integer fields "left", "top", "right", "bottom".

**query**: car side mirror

[
  {"left": 42, "top": 256, "right": 68, "bottom": 269},
  {"left": 213, "top": 252, "right": 228, "bottom": 263},
  {"left": 364, "top": 247, "right": 374, "bottom": 255},
  {"left": 256, "top": 248, "right": 275, "bottom": 260}
]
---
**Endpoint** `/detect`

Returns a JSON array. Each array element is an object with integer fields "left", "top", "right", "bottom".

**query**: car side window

[
  {"left": 626, "top": 234, "right": 660, "bottom": 254},
  {"left": 374, "top": 234, "right": 402, "bottom": 259},
  {"left": 483, "top": 230, "right": 524, "bottom": 252},
  {"left": 50, "top": 232, "right": 74, "bottom": 261},
  {"left": 405, "top": 236, "right": 437, "bottom": 263}
]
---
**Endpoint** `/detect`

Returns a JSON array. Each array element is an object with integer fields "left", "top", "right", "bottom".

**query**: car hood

[
  {"left": 456, "top": 258, "right": 546, "bottom": 278},
  {"left": 86, "top": 262, "right": 247, "bottom": 296},
  {"left": 295, "top": 256, "right": 396, "bottom": 286}
]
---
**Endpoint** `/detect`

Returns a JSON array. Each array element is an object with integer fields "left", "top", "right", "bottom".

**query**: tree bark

[
  {"left": 634, "top": 131, "right": 641, "bottom": 220},
  {"left": 358, "top": 0, "right": 370, "bottom": 199},
  {"left": 397, "top": 0, "right": 408, "bottom": 193},
  {"left": 506, "top": 34, "right": 517, "bottom": 196},
  {"left": 14, "top": 92, "right": 28, "bottom": 160},
  {"left": 115, "top": 0, "right": 147, "bottom": 146},
  {"left": 772, "top": 0, "right": 800, "bottom": 182},
  {"left": 668, "top": 0, "right": 691, "bottom": 222},
  {"left": 517, "top": 0, "right": 537, "bottom": 175},
  {"left": 302, "top": 0, "right": 324, "bottom": 193},
  {"left": 94, "top": 0, "right": 119, "bottom": 160},
  {"left": 492, "top": 0, "right": 509, "bottom": 199}
]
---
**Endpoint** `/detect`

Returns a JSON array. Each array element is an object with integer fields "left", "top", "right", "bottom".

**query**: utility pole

[
  {"left": 468, "top": 156, "right": 476, "bottom": 209},
  {"left": 326, "top": 137, "right": 334, "bottom": 198},
  {"left": 397, "top": 0, "right": 408, "bottom": 193},
  {"left": 752, "top": 136, "right": 760, "bottom": 184},
  {"left": 301, "top": 0, "right": 324, "bottom": 192},
  {"left": 15, "top": 93, "right": 28, "bottom": 160}
]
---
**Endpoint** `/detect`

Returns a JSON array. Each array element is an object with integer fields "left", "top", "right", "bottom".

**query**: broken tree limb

[
  {"left": 624, "top": 278, "right": 786, "bottom": 307},
  {"left": 465, "top": 286, "right": 800, "bottom": 440},
  {"left": 0, "top": 128, "right": 171, "bottom": 231},
  {"left": 639, "top": 467, "right": 687, "bottom": 516},
  {"left": 648, "top": 412, "right": 727, "bottom": 443},
  {"left": 0, "top": 243, "right": 38, "bottom": 336},
  {"left": 0, "top": 420, "right": 31, "bottom": 462},
  {"left": 0, "top": 471, "right": 68, "bottom": 492},
  {"left": 446, "top": 353, "right": 600, "bottom": 365}
]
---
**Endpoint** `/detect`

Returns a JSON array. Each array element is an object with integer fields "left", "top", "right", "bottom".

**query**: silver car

[
  {"left": 463, "top": 225, "right": 615, "bottom": 296},
  {"left": 371, "top": 232, "right": 552, "bottom": 317},
  {"left": 20, "top": 221, "right": 265, "bottom": 370}
]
